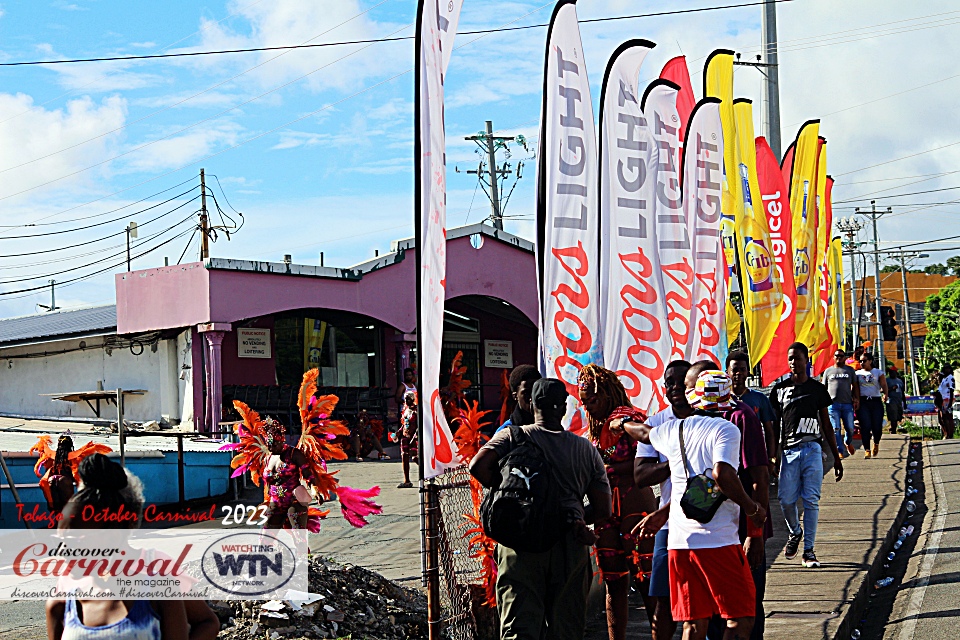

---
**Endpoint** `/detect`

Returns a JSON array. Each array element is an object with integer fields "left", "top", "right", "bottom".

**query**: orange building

[{"left": 844, "top": 272, "right": 957, "bottom": 373}]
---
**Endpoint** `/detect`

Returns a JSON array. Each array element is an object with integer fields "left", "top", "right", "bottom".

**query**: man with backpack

[{"left": 469, "top": 378, "right": 612, "bottom": 640}]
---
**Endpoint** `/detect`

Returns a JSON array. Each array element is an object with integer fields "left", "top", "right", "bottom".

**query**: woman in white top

[{"left": 855, "top": 353, "right": 888, "bottom": 459}]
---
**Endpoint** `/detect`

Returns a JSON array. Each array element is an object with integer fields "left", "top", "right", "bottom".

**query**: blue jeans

[
  {"left": 828, "top": 402, "right": 856, "bottom": 452},
  {"left": 778, "top": 441, "right": 823, "bottom": 552}
]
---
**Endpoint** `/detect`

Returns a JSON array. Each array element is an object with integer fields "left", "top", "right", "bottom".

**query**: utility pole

[
  {"left": 199, "top": 168, "right": 210, "bottom": 260},
  {"left": 125, "top": 222, "right": 138, "bottom": 272},
  {"left": 859, "top": 200, "right": 892, "bottom": 369},
  {"left": 837, "top": 217, "right": 864, "bottom": 349},
  {"left": 38, "top": 280, "right": 60, "bottom": 313},
  {"left": 463, "top": 121, "right": 521, "bottom": 230},
  {"left": 895, "top": 250, "right": 928, "bottom": 395},
  {"left": 761, "top": 0, "right": 782, "bottom": 159}
]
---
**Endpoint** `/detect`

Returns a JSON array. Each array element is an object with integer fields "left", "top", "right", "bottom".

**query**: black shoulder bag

[{"left": 678, "top": 420, "right": 728, "bottom": 524}]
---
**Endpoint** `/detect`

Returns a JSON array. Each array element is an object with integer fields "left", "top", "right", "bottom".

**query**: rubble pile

[{"left": 215, "top": 557, "right": 427, "bottom": 640}]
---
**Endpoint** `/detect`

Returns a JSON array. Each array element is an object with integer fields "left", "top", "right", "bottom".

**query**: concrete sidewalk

[{"left": 586, "top": 434, "right": 909, "bottom": 639}]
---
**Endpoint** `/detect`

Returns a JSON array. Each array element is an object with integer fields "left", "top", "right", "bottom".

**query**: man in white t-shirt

[
  {"left": 635, "top": 360, "right": 693, "bottom": 640},
  {"left": 618, "top": 368, "right": 766, "bottom": 639}
]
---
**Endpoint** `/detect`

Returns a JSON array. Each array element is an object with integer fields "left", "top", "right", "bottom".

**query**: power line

[
  {"left": 0, "top": 190, "right": 199, "bottom": 240},
  {"left": 0, "top": 194, "right": 199, "bottom": 256},
  {"left": 834, "top": 185, "right": 960, "bottom": 204},
  {"left": 0, "top": 226, "right": 197, "bottom": 298},
  {"left": 0, "top": 0, "right": 393, "bottom": 179},
  {"left": 0, "top": 213, "right": 197, "bottom": 285},
  {"left": 0, "top": 0, "right": 794, "bottom": 67}
]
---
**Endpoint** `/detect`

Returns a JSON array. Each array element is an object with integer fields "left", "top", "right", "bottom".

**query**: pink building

[{"left": 115, "top": 224, "right": 538, "bottom": 432}]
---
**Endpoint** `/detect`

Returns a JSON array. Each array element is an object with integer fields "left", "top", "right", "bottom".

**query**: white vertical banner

[
  {"left": 535, "top": 0, "right": 601, "bottom": 434},
  {"left": 642, "top": 80, "right": 694, "bottom": 373},
  {"left": 598, "top": 39, "right": 672, "bottom": 413},
  {"left": 681, "top": 98, "right": 728, "bottom": 365},
  {"left": 415, "top": 0, "right": 463, "bottom": 478}
]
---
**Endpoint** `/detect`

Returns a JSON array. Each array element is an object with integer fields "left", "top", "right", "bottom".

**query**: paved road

[{"left": 880, "top": 438, "right": 960, "bottom": 639}]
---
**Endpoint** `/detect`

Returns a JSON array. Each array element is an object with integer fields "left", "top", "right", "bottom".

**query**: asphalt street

[{"left": 880, "top": 438, "right": 960, "bottom": 639}]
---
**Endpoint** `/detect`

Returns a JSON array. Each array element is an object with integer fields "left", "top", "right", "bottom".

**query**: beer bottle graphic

[
  {"left": 794, "top": 180, "right": 816, "bottom": 317},
  {"left": 739, "top": 163, "right": 778, "bottom": 307}
]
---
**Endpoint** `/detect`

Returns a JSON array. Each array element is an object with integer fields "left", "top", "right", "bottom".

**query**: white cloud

[
  {"left": 0, "top": 93, "right": 127, "bottom": 203},
  {"left": 36, "top": 42, "right": 163, "bottom": 92},
  {"left": 181, "top": 0, "right": 411, "bottom": 93},
  {"left": 123, "top": 121, "right": 243, "bottom": 173}
]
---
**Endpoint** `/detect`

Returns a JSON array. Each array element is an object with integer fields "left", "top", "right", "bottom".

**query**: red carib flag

[
  {"left": 757, "top": 136, "right": 795, "bottom": 386},
  {"left": 660, "top": 56, "right": 696, "bottom": 141}
]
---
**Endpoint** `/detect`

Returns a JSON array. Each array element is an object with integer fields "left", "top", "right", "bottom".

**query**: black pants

[
  {"left": 857, "top": 397, "right": 885, "bottom": 450},
  {"left": 706, "top": 547, "right": 766, "bottom": 639}
]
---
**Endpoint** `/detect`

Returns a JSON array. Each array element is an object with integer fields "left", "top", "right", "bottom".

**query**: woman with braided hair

[
  {"left": 578, "top": 364, "right": 658, "bottom": 640},
  {"left": 44, "top": 435, "right": 76, "bottom": 513}
]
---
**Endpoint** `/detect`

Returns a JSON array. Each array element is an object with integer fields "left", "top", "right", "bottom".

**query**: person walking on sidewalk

[
  {"left": 726, "top": 351, "right": 779, "bottom": 472},
  {"left": 821, "top": 349, "right": 860, "bottom": 458},
  {"left": 470, "top": 379, "right": 613, "bottom": 640},
  {"left": 936, "top": 365, "right": 955, "bottom": 439},
  {"left": 886, "top": 371, "right": 906, "bottom": 434},
  {"left": 855, "top": 352, "right": 888, "bottom": 458},
  {"left": 770, "top": 342, "right": 844, "bottom": 568},
  {"left": 634, "top": 359, "right": 693, "bottom": 640},
  {"left": 620, "top": 368, "right": 767, "bottom": 640}
]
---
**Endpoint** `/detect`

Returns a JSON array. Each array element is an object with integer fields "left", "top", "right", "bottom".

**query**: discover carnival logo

[{"left": 201, "top": 532, "right": 298, "bottom": 597}]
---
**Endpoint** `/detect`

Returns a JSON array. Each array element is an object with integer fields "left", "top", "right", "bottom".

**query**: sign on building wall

[
  {"left": 238, "top": 328, "right": 271, "bottom": 359},
  {"left": 484, "top": 340, "right": 513, "bottom": 369}
]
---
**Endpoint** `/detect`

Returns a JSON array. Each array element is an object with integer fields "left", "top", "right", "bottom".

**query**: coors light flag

[
  {"left": 415, "top": 0, "right": 463, "bottom": 478},
  {"left": 643, "top": 80, "right": 693, "bottom": 366},
  {"left": 598, "top": 39, "right": 671, "bottom": 412},
  {"left": 536, "top": 0, "right": 601, "bottom": 433},
  {"left": 681, "top": 98, "right": 727, "bottom": 365}
]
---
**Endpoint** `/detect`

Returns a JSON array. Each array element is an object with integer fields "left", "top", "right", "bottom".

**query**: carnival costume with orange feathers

[
  {"left": 30, "top": 434, "right": 112, "bottom": 513},
  {"left": 221, "top": 369, "right": 382, "bottom": 532}
]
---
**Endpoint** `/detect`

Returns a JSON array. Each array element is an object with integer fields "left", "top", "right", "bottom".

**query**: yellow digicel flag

[
  {"left": 704, "top": 50, "right": 742, "bottom": 353},
  {"left": 829, "top": 236, "right": 845, "bottom": 349},
  {"left": 812, "top": 139, "right": 830, "bottom": 348},
  {"left": 733, "top": 100, "right": 784, "bottom": 362},
  {"left": 787, "top": 120, "right": 821, "bottom": 348}
]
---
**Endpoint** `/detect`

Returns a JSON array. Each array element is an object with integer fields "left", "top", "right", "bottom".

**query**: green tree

[
  {"left": 924, "top": 263, "right": 949, "bottom": 275},
  {"left": 924, "top": 279, "right": 960, "bottom": 366},
  {"left": 881, "top": 264, "right": 901, "bottom": 273},
  {"left": 946, "top": 255, "right": 960, "bottom": 276}
]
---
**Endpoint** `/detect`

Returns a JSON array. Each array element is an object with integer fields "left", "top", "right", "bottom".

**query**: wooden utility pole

[{"left": 199, "top": 169, "right": 210, "bottom": 260}]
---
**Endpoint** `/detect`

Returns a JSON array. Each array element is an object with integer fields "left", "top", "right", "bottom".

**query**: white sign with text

[
  {"left": 237, "top": 328, "right": 271, "bottom": 359},
  {"left": 484, "top": 340, "right": 513, "bottom": 368}
]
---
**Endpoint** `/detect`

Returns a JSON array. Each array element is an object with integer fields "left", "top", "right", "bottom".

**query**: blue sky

[{"left": 1, "top": 0, "right": 958, "bottom": 317}]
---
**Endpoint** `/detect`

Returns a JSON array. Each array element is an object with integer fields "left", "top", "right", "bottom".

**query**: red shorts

[{"left": 668, "top": 545, "right": 756, "bottom": 622}]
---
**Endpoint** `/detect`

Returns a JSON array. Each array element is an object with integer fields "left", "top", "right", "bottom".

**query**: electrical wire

[
  {"left": 0, "top": 0, "right": 395, "bottom": 178},
  {"left": 0, "top": 0, "right": 794, "bottom": 67},
  {"left": 834, "top": 185, "right": 960, "bottom": 204},
  {"left": 0, "top": 190, "right": 199, "bottom": 240},
  {"left": 0, "top": 0, "right": 271, "bottom": 126},
  {"left": 0, "top": 0, "right": 557, "bottom": 219},
  {"left": 0, "top": 226, "right": 197, "bottom": 298},
  {"left": 0, "top": 177, "right": 197, "bottom": 229},
  {"left": 0, "top": 194, "right": 199, "bottom": 257},
  {"left": 0, "top": 212, "right": 197, "bottom": 285},
  {"left": 0, "top": 20, "right": 415, "bottom": 203}
]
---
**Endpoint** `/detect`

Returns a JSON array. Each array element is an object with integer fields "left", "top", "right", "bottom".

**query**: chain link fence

[{"left": 430, "top": 465, "right": 484, "bottom": 640}]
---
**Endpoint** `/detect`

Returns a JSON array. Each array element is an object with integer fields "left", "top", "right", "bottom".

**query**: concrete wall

[{"left": 0, "top": 334, "right": 187, "bottom": 423}]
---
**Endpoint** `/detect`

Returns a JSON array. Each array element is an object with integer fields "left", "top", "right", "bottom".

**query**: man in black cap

[{"left": 470, "top": 378, "right": 612, "bottom": 640}]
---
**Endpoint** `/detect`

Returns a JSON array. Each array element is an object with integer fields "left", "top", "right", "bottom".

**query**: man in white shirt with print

[
  {"left": 617, "top": 366, "right": 766, "bottom": 640},
  {"left": 635, "top": 359, "right": 693, "bottom": 640}
]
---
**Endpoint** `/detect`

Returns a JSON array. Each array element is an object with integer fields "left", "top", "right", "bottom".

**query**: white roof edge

[{"left": 390, "top": 223, "right": 534, "bottom": 254}]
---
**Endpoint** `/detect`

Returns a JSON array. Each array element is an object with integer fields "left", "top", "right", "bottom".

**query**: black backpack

[{"left": 480, "top": 426, "right": 567, "bottom": 552}]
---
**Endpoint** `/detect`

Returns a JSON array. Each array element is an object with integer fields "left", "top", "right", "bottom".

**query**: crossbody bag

[{"left": 678, "top": 420, "right": 727, "bottom": 524}]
